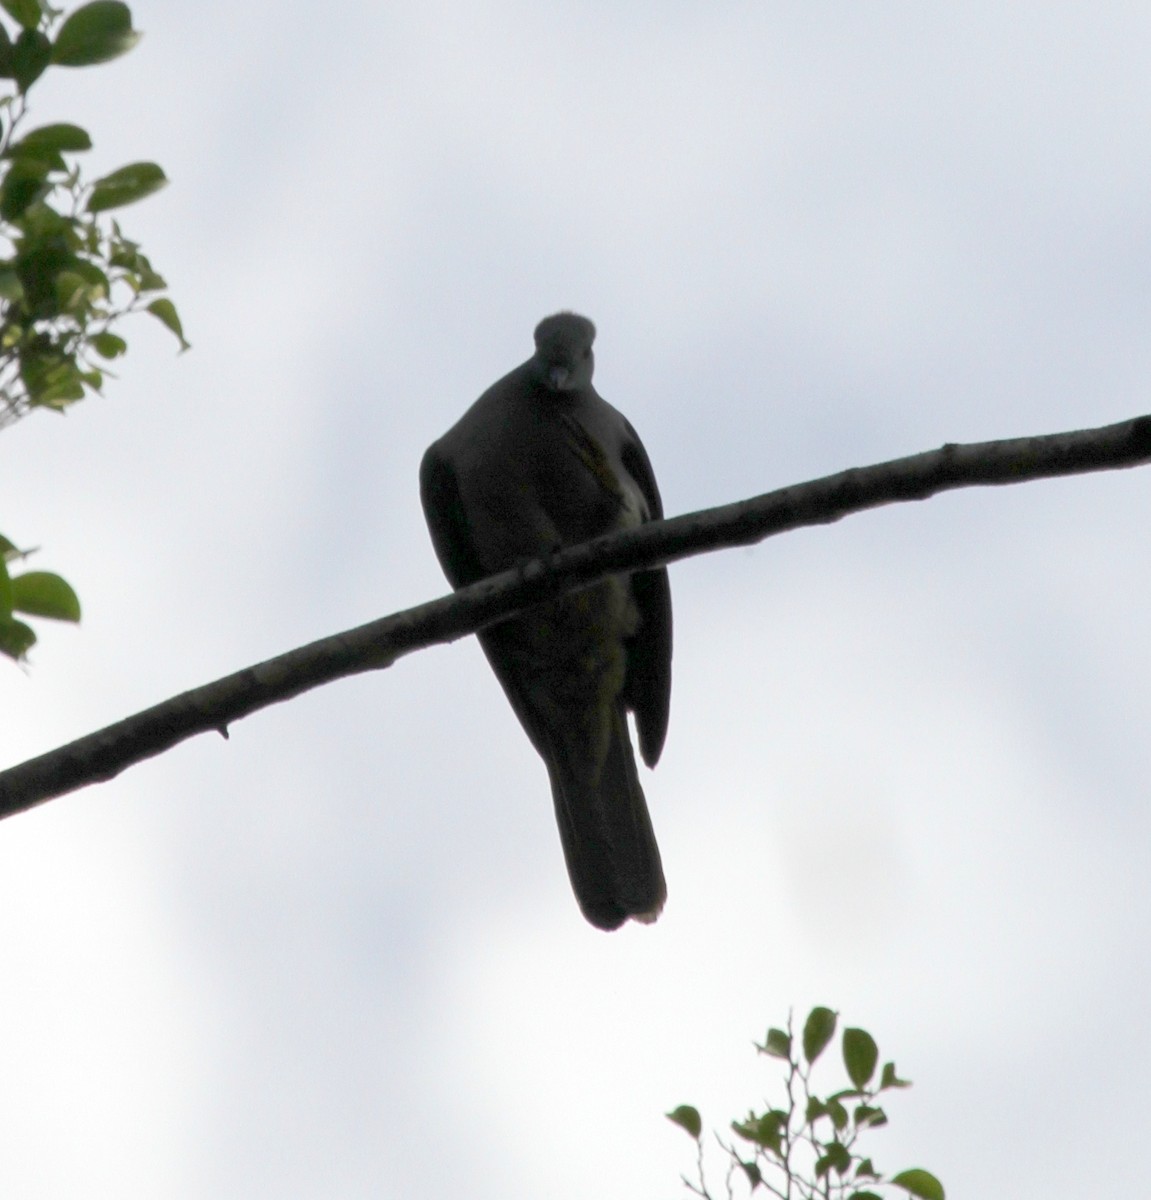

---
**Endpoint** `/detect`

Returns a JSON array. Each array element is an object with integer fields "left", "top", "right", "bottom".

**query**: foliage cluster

[
  {"left": 668, "top": 1008, "right": 945, "bottom": 1200},
  {"left": 0, "top": 0, "right": 183, "bottom": 660}
]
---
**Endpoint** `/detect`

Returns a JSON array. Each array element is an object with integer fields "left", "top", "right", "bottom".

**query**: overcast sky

[{"left": 4, "top": 1, "right": 1151, "bottom": 1196}]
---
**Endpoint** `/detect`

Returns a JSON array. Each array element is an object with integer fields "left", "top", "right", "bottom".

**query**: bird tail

[{"left": 546, "top": 704, "right": 666, "bottom": 931}]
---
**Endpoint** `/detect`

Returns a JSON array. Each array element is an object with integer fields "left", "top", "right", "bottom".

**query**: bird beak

[{"left": 548, "top": 365, "right": 572, "bottom": 390}]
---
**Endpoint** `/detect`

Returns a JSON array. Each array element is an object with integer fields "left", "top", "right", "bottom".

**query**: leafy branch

[
  {"left": 0, "top": 533, "right": 79, "bottom": 659},
  {"left": 0, "top": 0, "right": 187, "bottom": 660},
  {"left": 668, "top": 1008, "right": 945, "bottom": 1200}
]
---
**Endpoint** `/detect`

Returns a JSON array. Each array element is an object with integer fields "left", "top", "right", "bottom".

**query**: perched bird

[{"left": 419, "top": 313, "right": 673, "bottom": 930}]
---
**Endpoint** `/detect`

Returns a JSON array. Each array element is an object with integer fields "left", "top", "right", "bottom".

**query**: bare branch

[{"left": 2, "top": 413, "right": 1149, "bottom": 818}]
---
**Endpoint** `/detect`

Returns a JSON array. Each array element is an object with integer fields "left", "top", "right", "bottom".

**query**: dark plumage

[{"left": 419, "top": 313, "right": 672, "bottom": 929}]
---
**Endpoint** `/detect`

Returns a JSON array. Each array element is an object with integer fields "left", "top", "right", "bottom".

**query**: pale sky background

[{"left": 4, "top": 2, "right": 1151, "bottom": 1196}]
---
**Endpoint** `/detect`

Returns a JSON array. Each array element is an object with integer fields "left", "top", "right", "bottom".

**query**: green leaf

[
  {"left": 0, "top": 22, "right": 14, "bottom": 77},
  {"left": 0, "top": 159, "right": 51, "bottom": 219},
  {"left": 70, "top": 256, "right": 110, "bottom": 291},
  {"left": 4, "top": 141, "right": 67, "bottom": 172},
  {"left": 762, "top": 1027, "right": 791, "bottom": 1059},
  {"left": 14, "top": 230, "right": 79, "bottom": 317},
  {"left": 22, "top": 351, "right": 85, "bottom": 407},
  {"left": 855, "top": 1158, "right": 879, "bottom": 1179},
  {"left": 732, "top": 1110, "right": 786, "bottom": 1155},
  {"left": 54, "top": 269, "right": 91, "bottom": 310},
  {"left": 52, "top": 1, "right": 139, "bottom": 66},
  {"left": 0, "top": 534, "right": 17, "bottom": 560},
  {"left": 15, "top": 199, "right": 76, "bottom": 241},
  {"left": 0, "top": 160, "right": 53, "bottom": 219},
  {"left": 880, "top": 1061, "right": 912, "bottom": 1090},
  {"left": 0, "top": 614, "right": 36, "bottom": 659},
  {"left": 17, "top": 122, "right": 93, "bottom": 153},
  {"left": 86, "top": 161, "right": 166, "bottom": 212},
  {"left": 853, "top": 1104, "right": 887, "bottom": 1128},
  {"left": 90, "top": 330, "right": 126, "bottom": 358},
  {"left": 846, "top": 1192, "right": 884, "bottom": 1200},
  {"left": 738, "top": 1160, "right": 762, "bottom": 1189},
  {"left": 135, "top": 266, "right": 166, "bottom": 291},
  {"left": 0, "top": 266, "right": 24, "bottom": 301},
  {"left": 145, "top": 296, "right": 189, "bottom": 349},
  {"left": 814, "top": 1141, "right": 852, "bottom": 1179},
  {"left": 0, "top": 556, "right": 11, "bottom": 617},
  {"left": 803, "top": 1007, "right": 837, "bottom": 1064},
  {"left": 12, "top": 27, "right": 50, "bottom": 90},
  {"left": 10, "top": 570, "right": 80, "bottom": 621},
  {"left": 890, "top": 1168, "right": 945, "bottom": 1200},
  {"left": 843, "top": 1028, "right": 879, "bottom": 1090},
  {"left": 665, "top": 1105, "right": 701, "bottom": 1141},
  {"left": 1, "top": 0, "right": 42, "bottom": 31}
]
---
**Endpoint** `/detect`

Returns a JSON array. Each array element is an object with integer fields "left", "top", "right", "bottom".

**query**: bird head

[{"left": 532, "top": 311, "right": 596, "bottom": 393}]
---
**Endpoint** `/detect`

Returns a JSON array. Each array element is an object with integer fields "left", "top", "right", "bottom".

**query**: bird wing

[
  {"left": 618, "top": 419, "right": 673, "bottom": 768},
  {"left": 420, "top": 433, "right": 563, "bottom": 763},
  {"left": 418, "top": 442, "right": 487, "bottom": 589}
]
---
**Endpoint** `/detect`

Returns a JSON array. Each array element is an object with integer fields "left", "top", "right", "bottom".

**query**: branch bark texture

[{"left": 3, "top": 413, "right": 1149, "bottom": 818}]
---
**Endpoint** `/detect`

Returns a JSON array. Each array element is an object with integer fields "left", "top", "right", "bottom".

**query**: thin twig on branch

[{"left": 2, "top": 413, "right": 1149, "bottom": 819}]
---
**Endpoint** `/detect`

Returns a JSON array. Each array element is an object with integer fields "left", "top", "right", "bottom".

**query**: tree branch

[{"left": 3, "top": 412, "right": 1149, "bottom": 819}]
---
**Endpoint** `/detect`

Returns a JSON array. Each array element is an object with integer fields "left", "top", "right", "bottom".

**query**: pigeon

[{"left": 419, "top": 312, "right": 672, "bottom": 929}]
